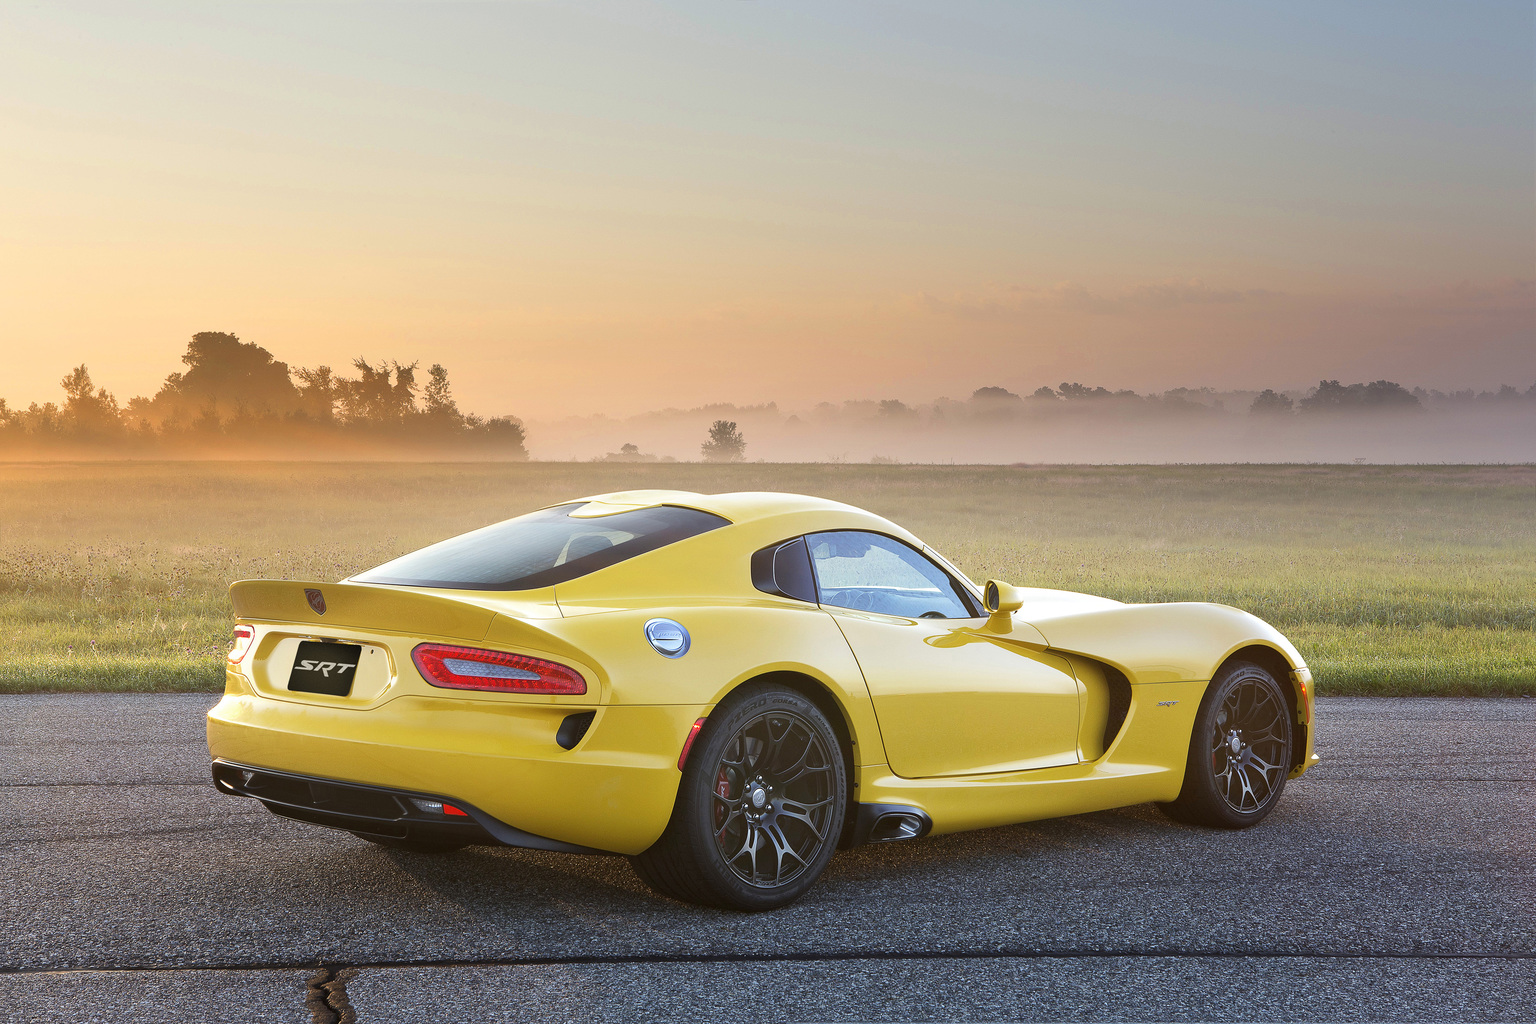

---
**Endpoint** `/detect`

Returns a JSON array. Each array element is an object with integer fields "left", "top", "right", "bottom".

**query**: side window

[{"left": 806, "top": 531, "right": 977, "bottom": 619}]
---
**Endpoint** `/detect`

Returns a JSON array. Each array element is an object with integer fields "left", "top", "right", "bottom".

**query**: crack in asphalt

[
  {"left": 4, "top": 948, "right": 1534, "bottom": 976},
  {"left": 306, "top": 966, "right": 358, "bottom": 1024}
]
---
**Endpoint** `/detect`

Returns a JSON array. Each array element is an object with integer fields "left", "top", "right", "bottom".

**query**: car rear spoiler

[{"left": 228, "top": 580, "right": 497, "bottom": 643}]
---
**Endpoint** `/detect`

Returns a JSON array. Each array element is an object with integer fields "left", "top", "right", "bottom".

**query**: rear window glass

[{"left": 352, "top": 503, "right": 730, "bottom": 591}]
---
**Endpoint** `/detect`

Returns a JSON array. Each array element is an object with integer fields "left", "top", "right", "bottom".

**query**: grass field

[{"left": 1, "top": 461, "right": 1532, "bottom": 696}]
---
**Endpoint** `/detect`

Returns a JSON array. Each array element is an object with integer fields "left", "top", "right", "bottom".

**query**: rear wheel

[
  {"left": 1159, "top": 662, "right": 1293, "bottom": 828},
  {"left": 351, "top": 833, "right": 469, "bottom": 854},
  {"left": 631, "top": 684, "right": 847, "bottom": 910}
]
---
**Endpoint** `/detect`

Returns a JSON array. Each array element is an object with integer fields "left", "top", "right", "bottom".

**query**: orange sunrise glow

[{"left": 0, "top": 2, "right": 1530, "bottom": 435}]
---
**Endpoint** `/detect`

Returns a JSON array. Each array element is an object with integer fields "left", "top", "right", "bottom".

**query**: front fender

[{"left": 1026, "top": 602, "right": 1305, "bottom": 684}]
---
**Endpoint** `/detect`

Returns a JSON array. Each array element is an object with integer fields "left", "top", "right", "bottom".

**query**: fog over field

[
  {"left": 529, "top": 395, "right": 1536, "bottom": 465},
  {"left": 2, "top": 332, "right": 1530, "bottom": 464}
]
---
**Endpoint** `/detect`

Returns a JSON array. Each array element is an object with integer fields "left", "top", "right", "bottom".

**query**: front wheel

[
  {"left": 631, "top": 684, "right": 848, "bottom": 910},
  {"left": 1159, "top": 662, "right": 1293, "bottom": 829}
]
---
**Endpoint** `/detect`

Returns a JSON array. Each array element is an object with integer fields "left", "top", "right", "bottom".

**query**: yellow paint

[
  {"left": 208, "top": 489, "right": 1316, "bottom": 855},
  {"left": 830, "top": 609, "right": 1081, "bottom": 777}
]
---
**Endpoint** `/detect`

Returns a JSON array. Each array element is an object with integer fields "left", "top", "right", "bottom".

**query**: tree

[
  {"left": 971, "top": 386, "right": 1021, "bottom": 403},
  {"left": 1299, "top": 379, "right": 1420, "bottom": 413},
  {"left": 1057, "top": 382, "right": 1114, "bottom": 400},
  {"left": 701, "top": 419, "right": 746, "bottom": 462},
  {"left": 422, "top": 363, "right": 462, "bottom": 426},
  {"left": 465, "top": 414, "right": 529, "bottom": 459},
  {"left": 599, "top": 442, "right": 658, "bottom": 463},
  {"left": 154, "top": 332, "right": 299, "bottom": 418},
  {"left": 1030, "top": 386, "right": 1059, "bottom": 401},
  {"left": 59, "top": 365, "right": 122, "bottom": 438},
  {"left": 336, "top": 358, "right": 420, "bottom": 426},
  {"left": 293, "top": 365, "right": 338, "bottom": 422},
  {"left": 1249, "top": 389, "right": 1294, "bottom": 415}
]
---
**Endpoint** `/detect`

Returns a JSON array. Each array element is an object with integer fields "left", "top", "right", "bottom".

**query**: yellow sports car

[{"left": 208, "top": 490, "right": 1316, "bottom": 910}]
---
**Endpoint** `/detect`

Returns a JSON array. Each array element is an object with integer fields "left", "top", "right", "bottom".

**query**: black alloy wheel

[
  {"left": 1159, "top": 662, "right": 1293, "bottom": 829},
  {"left": 631, "top": 684, "right": 848, "bottom": 910},
  {"left": 709, "top": 709, "right": 839, "bottom": 889}
]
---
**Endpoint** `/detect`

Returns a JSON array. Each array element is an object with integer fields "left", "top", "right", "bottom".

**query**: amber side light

[{"left": 677, "top": 717, "right": 707, "bottom": 770}]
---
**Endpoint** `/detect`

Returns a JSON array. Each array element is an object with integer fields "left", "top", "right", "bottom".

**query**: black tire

[
  {"left": 1159, "top": 661, "right": 1293, "bottom": 829},
  {"left": 351, "top": 832, "right": 469, "bottom": 854},
  {"left": 631, "top": 684, "right": 848, "bottom": 911}
]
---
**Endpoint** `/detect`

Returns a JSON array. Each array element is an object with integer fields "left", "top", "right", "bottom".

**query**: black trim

[
  {"left": 1102, "top": 665, "right": 1132, "bottom": 753},
  {"left": 848, "top": 802, "right": 934, "bottom": 845},
  {"left": 750, "top": 537, "right": 817, "bottom": 603},
  {"left": 211, "top": 760, "right": 607, "bottom": 855},
  {"left": 555, "top": 711, "right": 596, "bottom": 750}
]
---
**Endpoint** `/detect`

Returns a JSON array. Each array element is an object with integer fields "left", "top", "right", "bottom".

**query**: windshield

[{"left": 352, "top": 503, "right": 730, "bottom": 590}]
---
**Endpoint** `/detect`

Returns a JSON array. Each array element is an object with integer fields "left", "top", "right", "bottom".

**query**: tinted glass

[
  {"left": 354, "top": 503, "right": 730, "bottom": 591},
  {"left": 751, "top": 537, "right": 817, "bottom": 603},
  {"left": 806, "top": 531, "right": 975, "bottom": 619}
]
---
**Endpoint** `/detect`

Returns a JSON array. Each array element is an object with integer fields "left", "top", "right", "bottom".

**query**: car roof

[
  {"left": 557, "top": 489, "right": 922, "bottom": 546},
  {"left": 561, "top": 489, "right": 862, "bottom": 523},
  {"left": 544, "top": 489, "right": 941, "bottom": 602}
]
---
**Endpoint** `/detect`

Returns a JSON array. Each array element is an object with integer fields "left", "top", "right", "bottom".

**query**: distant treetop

[
  {"left": 1249, "top": 389, "right": 1295, "bottom": 415},
  {"left": 1299, "top": 380, "right": 1420, "bottom": 413}
]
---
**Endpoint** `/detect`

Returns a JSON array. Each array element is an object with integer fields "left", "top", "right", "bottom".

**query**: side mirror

[{"left": 982, "top": 580, "right": 1024, "bottom": 631}]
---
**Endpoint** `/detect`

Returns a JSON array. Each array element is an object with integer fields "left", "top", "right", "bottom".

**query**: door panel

[{"left": 830, "top": 609, "right": 1083, "bottom": 778}]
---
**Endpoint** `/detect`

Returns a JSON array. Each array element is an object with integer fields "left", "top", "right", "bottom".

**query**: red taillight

[
  {"left": 677, "top": 717, "right": 707, "bottom": 770},
  {"left": 228, "top": 624, "right": 255, "bottom": 664},
  {"left": 443, "top": 803, "right": 468, "bottom": 817},
  {"left": 411, "top": 643, "right": 586, "bottom": 695}
]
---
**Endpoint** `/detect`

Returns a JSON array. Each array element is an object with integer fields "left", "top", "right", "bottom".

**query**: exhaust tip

[
  {"left": 852, "top": 802, "right": 933, "bottom": 845},
  {"left": 869, "top": 812, "right": 928, "bottom": 842}
]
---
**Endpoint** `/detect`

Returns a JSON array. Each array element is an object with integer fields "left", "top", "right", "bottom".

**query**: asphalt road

[{"left": 1, "top": 694, "right": 1532, "bottom": 1023}]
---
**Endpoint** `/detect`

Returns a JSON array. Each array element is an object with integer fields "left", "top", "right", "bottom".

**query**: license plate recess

[{"left": 288, "top": 640, "right": 363, "bottom": 697}]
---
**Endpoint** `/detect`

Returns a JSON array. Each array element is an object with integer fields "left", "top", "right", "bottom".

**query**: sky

[{"left": 1, "top": 1, "right": 1532, "bottom": 421}]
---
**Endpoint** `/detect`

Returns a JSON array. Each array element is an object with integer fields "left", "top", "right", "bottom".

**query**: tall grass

[{"left": 1, "top": 461, "right": 1531, "bottom": 695}]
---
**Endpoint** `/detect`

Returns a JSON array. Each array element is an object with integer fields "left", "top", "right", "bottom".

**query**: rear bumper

[
  {"left": 212, "top": 760, "right": 606, "bottom": 853},
  {"left": 207, "top": 691, "right": 707, "bottom": 855}
]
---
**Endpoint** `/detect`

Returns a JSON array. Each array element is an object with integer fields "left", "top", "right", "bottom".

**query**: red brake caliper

[{"left": 714, "top": 769, "right": 731, "bottom": 829}]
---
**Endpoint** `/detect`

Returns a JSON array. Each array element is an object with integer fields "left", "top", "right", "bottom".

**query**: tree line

[
  {"left": 0, "top": 332, "right": 528, "bottom": 457},
  {"left": 945, "top": 379, "right": 1535, "bottom": 418}
]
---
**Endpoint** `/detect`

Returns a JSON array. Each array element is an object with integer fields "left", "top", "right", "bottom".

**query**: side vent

[
  {"left": 1102, "top": 665, "right": 1132, "bottom": 753},
  {"left": 556, "top": 711, "right": 596, "bottom": 750}
]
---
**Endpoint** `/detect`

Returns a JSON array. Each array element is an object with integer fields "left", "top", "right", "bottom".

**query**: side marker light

[{"left": 677, "top": 717, "right": 707, "bottom": 771}]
